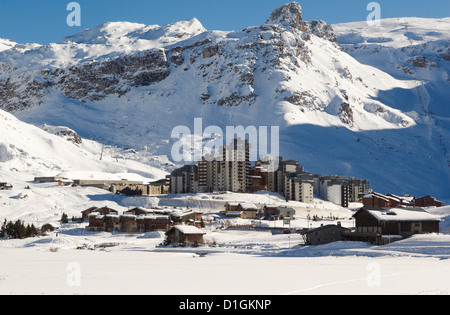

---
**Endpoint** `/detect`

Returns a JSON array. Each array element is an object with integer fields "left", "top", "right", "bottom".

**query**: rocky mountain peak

[{"left": 266, "top": 2, "right": 303, "bottom": 29}]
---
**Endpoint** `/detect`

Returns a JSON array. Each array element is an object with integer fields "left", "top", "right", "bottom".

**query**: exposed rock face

[
  {"left": 408, "top": 55, "right": 439, "bottom": 69},
  {"left": 266, "top": 2, "right": 303, "bottom": 28},
  {"left": 41, "top": 125, "right": 83, "bottom": 145},
  {"left": 40, "top": 49, "right": 170, "bottom": 103}
]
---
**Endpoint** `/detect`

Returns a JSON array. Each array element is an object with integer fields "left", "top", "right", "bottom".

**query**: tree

[
  {"left": 61, "top": 213, "right": 69, "bottom": 224},
  {"left": 0, "top": 219, "right": 36, "bottom": 239}
]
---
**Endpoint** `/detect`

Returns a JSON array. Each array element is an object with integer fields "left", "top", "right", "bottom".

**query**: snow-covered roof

[
  {"left": 238, "top": 203, "right": 258, "bottom": 210},
  {"left": 171, "top": 225, "right": 205, "bottom": 235},
  {"left": 366, "top": 208, "right": 440, "bottom": 222}
]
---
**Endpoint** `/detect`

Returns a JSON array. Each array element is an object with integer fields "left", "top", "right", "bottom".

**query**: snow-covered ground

[{"left": 1, "top": 224, "right": 450, "bottom": 295}]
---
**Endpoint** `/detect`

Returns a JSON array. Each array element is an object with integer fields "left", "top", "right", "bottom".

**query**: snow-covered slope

[
  {"left": 0, "top": 2, "right": 448, "bottom": 202},
  {"left": 0, "top": 38, "right": 16, "bottom": 53},
  {"left": 333, "top": 17, "right": 450, "bottom": 203},
  {"left": 0, "top": 108, "right": 167, "bottom": 182}
]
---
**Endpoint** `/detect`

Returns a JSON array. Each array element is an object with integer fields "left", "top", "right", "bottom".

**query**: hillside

[{"left": 0, "top": 2, "right": 448, "bottom": 202}]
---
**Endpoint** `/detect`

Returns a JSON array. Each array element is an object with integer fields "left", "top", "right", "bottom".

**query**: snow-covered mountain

[{"left": 0, "top": 2, "right": 448, "bottom": 202}]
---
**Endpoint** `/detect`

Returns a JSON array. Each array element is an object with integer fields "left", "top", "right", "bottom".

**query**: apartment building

[
  {"left": 267, "top": 158, "right": 302, "bottom": 195},
  {"left": 170, "top": 164, "right": 199, "bottom": 194},
  {"left": 284, "top": 172, "right": 314, "bottom": 204},
  {"left": 197, "top": 138, "right": 250, "bottom": 193},
  {"left": 316, "top": 176, "right": 350, "bottom": 208}
]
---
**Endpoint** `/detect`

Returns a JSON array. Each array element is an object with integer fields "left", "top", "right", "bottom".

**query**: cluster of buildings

[
  {"left": 82, "top": 206, "right": 203, "bottom": 234},
  {"left": 34, "top": 176, "right": 170, "bottom": 196},
  {"left": 363, "top": 192, "right": 444, "bottom": 208},
  {"left": 169, "top": 138, "right": 370, "bottom": 207},
  {"left": 82, "top": 206, "right": 206, "bottom": 245},
  {"left": 34, "top": 138, "right": 445, "bottom": 212},
  {"left": 301, "top": 207, "right": 441, "bottom": 246}
]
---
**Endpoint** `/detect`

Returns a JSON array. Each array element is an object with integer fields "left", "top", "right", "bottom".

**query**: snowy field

[{"left": 1, "top": 221, "right": 450, "bottom": 295}]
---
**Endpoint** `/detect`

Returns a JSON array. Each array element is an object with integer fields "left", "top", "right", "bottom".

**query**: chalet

[
  {"left": 81, "top": 207, "right": 100, "bottom": 219},
  {"left": 300, "top": 223, "right": 350, "bottom": 246},
  {"left": 350, "top": 208, "right": 440, "bottom": 245},
  {"left": 121, "top": 215, "right": 137, "bottom": 233},
  {"left": 415, "top": 195, "right": 444, "bottom": 208},
  {"left": 261, "top": 205, "right": 279, "bottom": 219},
  {"left": 104, "top": 215, "right": 121, "bottom": 232},
  {"left": 170, "top": 210, "right": 202, "bottom": 227},
  {"left": 93, "top": 206, "right": 119, "bottom": 217},
  {"left": 87, "top": 214, "right": 105, "bottom": 231},
  {"left": 262, "top": 206, "right": 296, "bottom": 221},
  {"left": 137, "top": 215, "right": 172, "bottom": 232},
  {"left": 124, "top": 207, "right": 154, "bottom": 216},
  {"left": 235, "top": 203, "right": 259, "bottom": 219},
  {"left": 363, "top": 192, "right": 414, "bottom": 209},
  {"left": 224, "top": 202, "right": 241, "bottom": 212},
  {"left": 0, "top": 182, "right": 13, "bottom": 190},
  {"left": 165, "top": 225, "right": 205, "bottom": 245}
]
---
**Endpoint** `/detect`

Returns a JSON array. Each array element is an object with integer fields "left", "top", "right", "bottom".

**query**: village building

[
  {"left": 363, "top": 192, "right": 414, "bottom": 209},
  {"left": 300, "top": 223, "right": 350, "bottom": 246},
  {"left": 124, "top": 207, "right": 155, "bottom": 216},
  {"left": 87, "top": 214, "right": 106, "bottom": 232},
  {"left": 121, "top": 215, "right": 138, "bottom": 233},
  {"left": 170, "top": 210, "right": 203, "bottom": 228},
  {"left": 248, "top": 164, "right": 268, "bottom": 192},
  {"left": 81, "top": 207, "right": 100, "bottom": 220},
  {"left": 165, "top": 225, "right": 205, "bottom": 245},
  {"left": 349, "top": 208, "right": 440, "bottom": 245},
  {"left": 234, "top": 203, "right": 258, "bottom": 219},
  {"left": 73, "top": 179, "right": 144, "bottom": 188},
  {"left": 262, "top": 206, "right": 296, "bottom": 221},
  {"left": 34, "top": 176, "right": 65, "bottom": 183},
  {"left": 81, "top": 206, "right": 118, "bottom": 220},
  {"left": 110, "top": 183, "right": 167, "bottom": 196},
  {"left": 137, "top": 215, "right": 172, "bottom": 232},
  {"left": 414, "top": 195, "right": 444, "bottom": 208},
  {"left": 0, "top": 182, "right": 13, "bottom": 190},
  {"left": 104, "top": 215, "right": 121, "bottom": 232},
  {"left": 224, "top": 202, "right": 242, "bottom": 212}
]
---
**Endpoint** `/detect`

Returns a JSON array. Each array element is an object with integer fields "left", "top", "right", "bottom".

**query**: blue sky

[{"left": 0, "top": 0, "right": 449, "bottom": 44}]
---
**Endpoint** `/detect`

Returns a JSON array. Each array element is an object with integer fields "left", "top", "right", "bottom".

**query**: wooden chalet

[
  {"left": 137, "top": 215, "right": 172, "bottom": 232},
  {"left": 234, "top": 203, "right": 259, "bottom": 219},
  {"left": 349, "top": 208, "right": 440, "bottom": 245},
  {"left": 415, "top": 195, "right": 444, "bottom": 208},
  {"left": 86, "top": 213, "right": 105, "bottom": 231},
  {"left": 262, "top": 206, "right": 296, "bottom": 220},
  {"left": 165, "top": 225, "right": 205, "bottom": 245},
  {"left": 0, "top": 182, "right": 13, "bottom": 190},
  {"left": 300, "top": 224, "right": 350, "bottom": 246}
]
